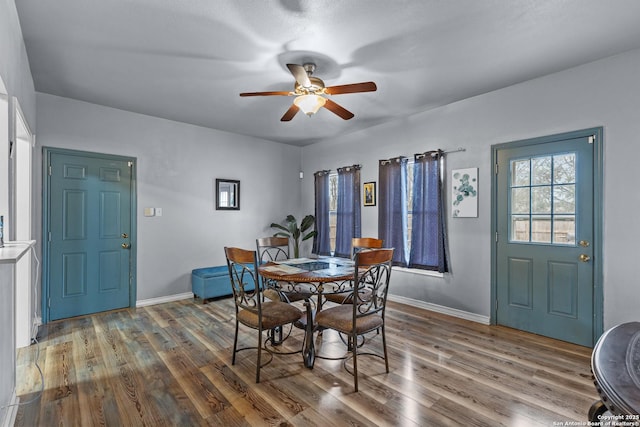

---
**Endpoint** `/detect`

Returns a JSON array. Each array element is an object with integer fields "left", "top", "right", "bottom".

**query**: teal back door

[
  {"left": 45, "top": 149, "right": 134, "bottom": 321},
  {"left": 494, "top": 130, "right": 601, "bottom": 347}
]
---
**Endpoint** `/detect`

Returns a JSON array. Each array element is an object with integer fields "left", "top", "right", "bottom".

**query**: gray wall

[
  {"left": 0, "top": 0, "right": 35, "bottom": 125},
  {"left": 301, "top": 48, "right": 640, "bottom": 330},
  {"left": 35, "top": 93, "right": 303, "bottom": 301}
]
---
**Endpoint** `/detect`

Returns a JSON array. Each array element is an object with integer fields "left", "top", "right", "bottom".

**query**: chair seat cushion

[
  {"left": 315, "top": 305, "right": 383, "bottom": 335},
  {"left": 281, "top": 291, "right": 311, "bottom": 303},
  {"left": 324, "top": 288, "right": 372, "bottom": 304},
  {"left": 238, "top": 301, "right": 303, "bottom": 330},
  {"left": 262, "top": 288, "right": 281, "bottom": 301},
  {"left": 263, "top": 288, "right": 310, "bottom": 303}
]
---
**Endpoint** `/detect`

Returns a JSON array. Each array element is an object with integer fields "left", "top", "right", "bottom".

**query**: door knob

[
  {"left": 579, "top": 240, "right": 590, "bottom": 247},
  {"left": 122, "top": 233, "right": 128, "bottom": 238},
  {"left": 122, "top": 243, "right": 131, "bottom": 249},
  {"left": 579, "top": 254, "right": 590, "bottom": 262}
]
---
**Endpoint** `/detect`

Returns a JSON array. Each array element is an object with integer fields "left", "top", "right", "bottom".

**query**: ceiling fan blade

[
  {"left": 280, "top": 104, "right": 300, "bottom": 121},
  {"left": 325, "top": 81, "right": 377, "bottom": 95},
  {"left": 240, "top": 91, "right": 291, "bottom": 97},
  {"left": 323, "top": 99, "right": 354, "bottom": 120},
  {"left": 286, "top": 64, "right": 312, "bottom": 88}
]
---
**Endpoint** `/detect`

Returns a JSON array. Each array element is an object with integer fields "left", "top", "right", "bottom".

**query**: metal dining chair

[
  {"left": 256, "top": 236, "right": 290, "bottom": 262},
  {"left": 315, "top": 248, "right": 394, "bottom": 392},
  {"left": 224, "top": 246, "right": 303, "bottom": 383},
  {"left": 256, "top": 236, "right": 309, "bottom": 303},
  {"left": 351, "top": 237, "right": 384, "bottom": 256},
  {"left": 324, "top": 237, "right": 384, "bottom": 305}
]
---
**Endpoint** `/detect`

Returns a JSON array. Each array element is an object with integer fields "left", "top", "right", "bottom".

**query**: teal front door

[
  {"left": 45, "top": 149, "right": 135, "bottom": 321},
  {"left": 494, "top": 129, "right": 601, "bottom": 347}
]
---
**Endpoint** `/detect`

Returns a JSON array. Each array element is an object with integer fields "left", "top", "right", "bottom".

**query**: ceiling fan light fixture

[
  {"left": 294, "top": 94, "right": 326, "bottom": 116},
  {"left": 240, "top": 63, "right": 375, "bottom": 121}
]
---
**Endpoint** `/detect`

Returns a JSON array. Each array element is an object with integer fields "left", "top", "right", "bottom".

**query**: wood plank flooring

[{"left": 14, "top": 298, "right": 599, "bottom": 426}]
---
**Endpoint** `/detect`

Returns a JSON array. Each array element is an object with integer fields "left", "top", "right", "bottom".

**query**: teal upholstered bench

[{"left": 191, "top": 265, "right": 255, "bottom": 304}]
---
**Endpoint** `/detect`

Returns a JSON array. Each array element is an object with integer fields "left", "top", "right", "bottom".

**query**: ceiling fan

[{"left": 239, "top": 63, "right": 377, "bottom": 121}]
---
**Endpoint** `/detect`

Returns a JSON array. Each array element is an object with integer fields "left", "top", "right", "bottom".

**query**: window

[
  {"left": 329, "top": 172, "right": 337, "bottom": 252},
  {"left": 323, "top": 167, "right": 361, "bottom": 256},
  {"left": 312, "top": 170, "right": 331, "bottom": 256},
  {"left": 379, "top": 152, "right": 449, "bottom": 272},
  {"left": 509, "top": 153, "right": 576, "bottom": 245},
  {"left": 335, "top": 166, "right": 361, "bottom": 258},
  {"left": 406, "top": 161, "right": 414, "bottom": 250},
  {"left": 409, "top": 152, "right": 448, "bottom": 271},
  {"left": 378, "top": 157, "right": 409, "bottom": 265}
]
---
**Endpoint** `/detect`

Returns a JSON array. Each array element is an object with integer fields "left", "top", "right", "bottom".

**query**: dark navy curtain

[
  {"left": 334, "top": 165, "right": 361, "bottom": 258},
  {"left": 378, "top": 157, "right": 408, "bottom": 266},
  {"left": 409, "top": 151, "right": 450, "bottom": 272},
  {"left": 313, "top": 170, "right": 332, "bottom": 256}
]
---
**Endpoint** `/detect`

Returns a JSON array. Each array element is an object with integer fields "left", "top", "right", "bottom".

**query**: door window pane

[
  {"left": 531, "top": 216, "right": 551, "bottom": 243},
  {"left": 532, "top": 157, "right": 551, "bottom": 185},
  {"left": 511, "top": 216, "right": 529, "bottom": 242},
  {"left": 553, "top": 154, "right": 575, "bottom": 184},
  {"left": 509, "top": 153, "right": 576, "bottom": 245},
  {"left": 511, "top": 188, "right": 529, "bottom": 214},
  {"left": 553, "top": 184, "right": 575, "bottom": 214},
  {"left": 553, "top": 216, "right": 576, "bottom": 245},
  {"left": 531, "top": 187, "right": 551, "bottom": 214},
  {"left": 511, "top": 160, "right": 530, "bottom": 186}
]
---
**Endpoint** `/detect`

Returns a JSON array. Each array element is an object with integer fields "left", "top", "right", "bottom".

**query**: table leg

[
  {"left": 588, "top": 400, "right": 607, "bottom": 422},
  {"left": 302, "top": 299, "right": 315, "bottom": 368}
]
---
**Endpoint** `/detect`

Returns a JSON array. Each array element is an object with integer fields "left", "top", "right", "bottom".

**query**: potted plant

[{"left": 270, "top": 214, "right": 316, "bottom": 258}]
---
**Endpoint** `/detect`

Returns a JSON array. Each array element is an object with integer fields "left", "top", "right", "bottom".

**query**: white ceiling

[{"left": 15, "top": 0, "right": 640, "bottom": 146}]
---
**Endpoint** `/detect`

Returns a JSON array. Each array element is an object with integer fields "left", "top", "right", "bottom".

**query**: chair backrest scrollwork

[
  {"left": 353, "top": 248, "right": 394, "bottom": 318},
  {"left": 256, "top": 236, "right": 290, "bottom": 263},
  {"left": 224, "top": 247, "right": 261, "bottom": 313}
]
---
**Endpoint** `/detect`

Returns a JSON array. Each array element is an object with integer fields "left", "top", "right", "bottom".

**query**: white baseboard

[
  {"left": 136, "top": 292, "right": 194, "bottom": 308},
  {"left": 133, "top": 292, "right": 490, "bottom": 325},
  {"left": 388, "top": 294, "right": 490, "bottom": 325},
  {"left": 2, "top": 391, "right": 19, "bottom": 427}
]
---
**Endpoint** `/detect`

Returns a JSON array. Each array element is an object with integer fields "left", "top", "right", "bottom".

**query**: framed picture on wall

[
  {"left": 363, "top": 182, "right": 376, "bottom": 206},
  {"left": 215, "top": 178, "right": 240, "bottom": 210},
  {"left": 451, "top": 168, "right": 478, "bottom": 217}
]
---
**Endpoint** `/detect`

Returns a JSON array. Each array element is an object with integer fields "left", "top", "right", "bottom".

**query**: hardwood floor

[{"left": 14, "top": 298, "right": 599, "bottom": 426}]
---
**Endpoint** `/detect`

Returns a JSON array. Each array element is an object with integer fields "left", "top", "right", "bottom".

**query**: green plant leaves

[
  {"left": 270, "top": 223, "right": 290, "bottom": 233},
  {"left": 269, "top": 214, "right": 316, "bottom": 258}
]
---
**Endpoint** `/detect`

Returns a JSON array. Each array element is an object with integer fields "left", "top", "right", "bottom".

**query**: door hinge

[
  {"left": 48, "top": 231, "right": 51, "bottom": 242},
  {"left": 588, "top": 135, "right": 595, "bottom": 144},
  {"left": 48, "top": 164, "right": 52, "bottom": 176},
  {"left": 47, "top": 298, "right": 51, "bottom": 308},
  {"left": 495, "top": 163, "right": 499, "bottom": 174},
  {"left": 128, "top": 161, "right": 133, "bottom": 167},
  {"left": 495, "top": 232, "right": 499, "bottom": 243}
]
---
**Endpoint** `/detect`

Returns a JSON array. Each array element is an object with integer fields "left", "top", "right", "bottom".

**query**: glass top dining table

[{"left": 258, "top": 257, "right": 356, "bottom": 368}]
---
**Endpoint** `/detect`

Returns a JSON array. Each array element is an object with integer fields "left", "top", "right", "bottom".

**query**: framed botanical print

[{"left": 451, "top": 168, "right": 478, "bottom": 217}]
